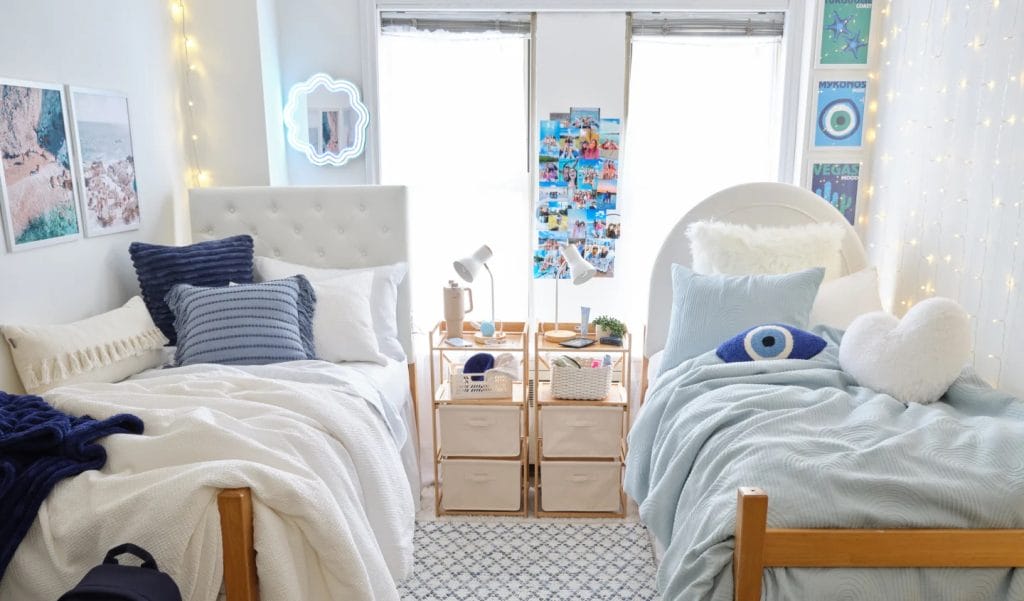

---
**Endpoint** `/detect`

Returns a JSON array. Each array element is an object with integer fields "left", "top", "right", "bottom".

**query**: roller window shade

[
  {"left": 381, "top": 11, "right": 531, "bottom": 35},
  {"left": 631, "top": 12, "right": 784, "bottom": 37}
]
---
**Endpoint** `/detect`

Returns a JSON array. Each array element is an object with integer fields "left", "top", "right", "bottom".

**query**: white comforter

[{"left": 0, "top": 362, "right": 415, "bottom": 601}]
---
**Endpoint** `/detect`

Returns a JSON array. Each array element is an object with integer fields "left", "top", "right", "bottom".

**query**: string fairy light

[
  {"left": 862, "top": 0, "right": 1023, "bottom": 390},
  {"left": 172, "top": 1, "right": 209, "bottom": 186}
]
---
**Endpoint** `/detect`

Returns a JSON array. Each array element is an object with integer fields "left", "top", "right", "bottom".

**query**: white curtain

[
  {"left": 617, "top": 35, "right": 783, "bottom": 325},
  {"left": 379, "top": 29, "right": 530, "bottom": 484}
]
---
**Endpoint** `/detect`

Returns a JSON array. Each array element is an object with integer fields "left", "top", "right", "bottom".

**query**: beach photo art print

[
  {"left": 0, "top": 79, "right": 81, "bottom": 251},
  {"left": 69, "top": 87, "right": 140, "bottom": 236}
]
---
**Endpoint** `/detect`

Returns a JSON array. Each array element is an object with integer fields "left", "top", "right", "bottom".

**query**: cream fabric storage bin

[
  {"left": 438, "top": 405, "right": 521, "bottom": 457},
  {"left": 441, "top": 459, "right": 522, "bottom": 511},
  {"left": 540, "top": 461, "right": 621, "bottom": 512},
  {"left": 540, "top": 406, "right": 623, "bottom": 458}
]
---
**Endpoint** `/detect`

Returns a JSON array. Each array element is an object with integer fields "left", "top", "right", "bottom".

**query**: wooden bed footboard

[
  {"left": 733, "top": 487, "right": 1024, "bottom": 601},
  {"left": 218, "top": 488, "right": 260, "bottom": 601}
]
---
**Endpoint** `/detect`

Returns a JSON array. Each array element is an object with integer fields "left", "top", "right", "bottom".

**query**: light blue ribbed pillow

[
  {"left": 659, "top": 265, "right": 825, "bottom": 374},
  {"left": 165, "top": 276, "right": 317, "bottom": 366}
]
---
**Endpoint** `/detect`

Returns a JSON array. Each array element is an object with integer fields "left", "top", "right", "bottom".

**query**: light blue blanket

[{"left": 625, "top": 327, "right": 1024, "bottom": 600}]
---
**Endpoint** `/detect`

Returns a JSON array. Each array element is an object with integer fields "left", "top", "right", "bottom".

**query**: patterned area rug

[{"left": 397, "top": 521, "right": 659, "bottom": 600}]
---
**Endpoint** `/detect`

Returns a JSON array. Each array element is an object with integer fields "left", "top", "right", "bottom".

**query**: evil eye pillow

[{"left": 716, "top": 323, "right": 827, "bottom": 363}]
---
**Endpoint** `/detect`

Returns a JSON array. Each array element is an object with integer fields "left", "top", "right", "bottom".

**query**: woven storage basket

[
  {"left": 550, "top": 363, "right": 613, "bottom": 400},
  {"left": 449, "top": 364, "right": 514, "bottom": 399}
]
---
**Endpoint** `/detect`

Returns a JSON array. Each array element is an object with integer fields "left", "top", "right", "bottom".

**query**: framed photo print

[
  {"left": 0, "top": 79, "right": 82, "bottom": 251},
  {"left": 68, "top": 87, "right": 140, "bottom": 237},
  {"left": 807, "top": 160, "right": 862, "bottom": 225},
  {"left": 813, "top": 78, "right": 867, "bottom": 148}
]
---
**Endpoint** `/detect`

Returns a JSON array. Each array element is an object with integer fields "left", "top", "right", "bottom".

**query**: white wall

[
  {"left": 532, "top": 12, "right": 629, "bottom": 327},
  {"left": 866, "top": 0, "right": 1024, "bottom": 395},
  {"left": 274, "top": 0, "right": 370, "bottom": 185},
  {"left": 185, "top": 0, "right": 276, "bottom": 187},
  {"left": 0, "top": 0, "right": 187, "bottom": 391}
]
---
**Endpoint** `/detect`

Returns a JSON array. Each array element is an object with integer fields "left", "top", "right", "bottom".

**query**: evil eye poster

[
  {"left": 814, "top": 80, "right": 866, "bottom": 148},
  {"left": 535, "top": 107, "right": 620, "bottom": 279},
  {"left": 819, "top": 0, "right": 872, "bottom": 65}
]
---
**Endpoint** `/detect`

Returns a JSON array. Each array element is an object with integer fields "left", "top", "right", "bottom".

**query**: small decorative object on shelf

[
  {"left": 592, "top": 315, "right": 627, "bottom": 340},
  {"left": 534, "top": 322, "right": 631, "bottom": 518}
]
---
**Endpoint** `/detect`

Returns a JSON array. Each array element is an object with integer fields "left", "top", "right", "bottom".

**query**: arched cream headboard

[{"left": 644, "top": 182, "right": 868, "bottom": 358}]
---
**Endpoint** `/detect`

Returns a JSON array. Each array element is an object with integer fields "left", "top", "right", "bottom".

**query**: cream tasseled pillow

[
  {"left": 1, "top": 296, "right": 168, "bottom": 394},
  {"left": 686, "top": 221, "right": 845, "bottom": 282}
]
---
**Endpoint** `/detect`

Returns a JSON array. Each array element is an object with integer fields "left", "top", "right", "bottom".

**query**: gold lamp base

[{"left": 543, "top": 329, "right": 577, "bottom": 343}]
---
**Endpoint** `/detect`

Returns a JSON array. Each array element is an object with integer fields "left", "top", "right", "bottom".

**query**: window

[
  {"left": 618, "top": 13, "right": 785, "bottom": 321},
  {"left": 379, "top": 15, "right": 531, "bottom": 328}
]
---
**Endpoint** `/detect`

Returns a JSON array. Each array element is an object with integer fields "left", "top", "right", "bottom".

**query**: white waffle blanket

[{"left": 0, "top": 362, "right": 415, "bottom": 601}]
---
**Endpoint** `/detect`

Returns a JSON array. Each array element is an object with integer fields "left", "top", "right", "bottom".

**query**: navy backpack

[{"left": 58, "top": 544, "right": 181, "bottom": 601}]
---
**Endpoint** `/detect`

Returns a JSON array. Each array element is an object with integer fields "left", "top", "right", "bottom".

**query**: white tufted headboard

[
  {"left": 189, "top": 185, "right": 414, "bottom": 360},
  {"left": 645, "top": 182, "right": 868, "bottom": 358}
]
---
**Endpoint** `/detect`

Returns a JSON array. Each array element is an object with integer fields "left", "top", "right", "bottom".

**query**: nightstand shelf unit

[
  {"left": 429, "top": 321, "right": 529, "bottom": 517},
  {"left": 534, "top": 322, "right": 631, "bottom": 518}
]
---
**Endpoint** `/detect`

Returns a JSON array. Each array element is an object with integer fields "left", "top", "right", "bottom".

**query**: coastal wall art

[
  {"left": 68, "top": 87, "right": 140, "bottom": 236},
  {"left": 0, "top": 79, "right": 82, "bottom": 251}
]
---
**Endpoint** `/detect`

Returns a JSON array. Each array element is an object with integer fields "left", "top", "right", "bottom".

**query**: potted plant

[{"left": 592, "top": 315, "right": 626, "bottom": 342}]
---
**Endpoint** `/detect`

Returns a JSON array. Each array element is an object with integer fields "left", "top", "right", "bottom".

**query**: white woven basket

[
  {"left": 449, "top": 364, "right": 514, "bottom": 400},
  {"left": 550, "top": 363, "right": 613, "bottom": 400}
]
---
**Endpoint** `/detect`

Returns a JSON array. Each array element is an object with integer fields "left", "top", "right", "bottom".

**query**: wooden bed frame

[{"left": 733, "top": 487, "right": 1024, "bottom": 601}]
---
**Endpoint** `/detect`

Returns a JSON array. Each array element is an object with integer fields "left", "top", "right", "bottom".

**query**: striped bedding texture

[
  {"left": 165, "top": 276, "right": 317, "bottom": 366},
  {"left": 129, "top": 235, "right": 255, "bottom": 345},
  {"left": 626, "top": 326, "right": 1024, "bottom": 601}
]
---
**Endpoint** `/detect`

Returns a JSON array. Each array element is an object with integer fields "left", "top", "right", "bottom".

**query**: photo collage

[{"left": 535, "top": 107, "right": 620, "bottom": 279}]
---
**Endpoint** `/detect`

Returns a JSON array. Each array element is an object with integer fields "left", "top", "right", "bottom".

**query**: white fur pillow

[
  {"left": 687, "top": 221, "right": 845, "bottom": 281},
  {"left": 838, "top": 298, "right": 970, "bottom": 404},
  {"left": 810, "top": 267, "right": 883, "bottom": 329}
]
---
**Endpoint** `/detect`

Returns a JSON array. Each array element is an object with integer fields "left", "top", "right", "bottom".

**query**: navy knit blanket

[{"left": 0, "top": 391, "right": 143, "bottom": 581}]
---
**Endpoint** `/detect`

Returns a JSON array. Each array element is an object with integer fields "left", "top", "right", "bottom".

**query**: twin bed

[
  {"left": 633, "top": 182, "right": 1024, "bottom": 601},
  {"left": 0, "top": 186, "right": 419, "bottom": 601}
]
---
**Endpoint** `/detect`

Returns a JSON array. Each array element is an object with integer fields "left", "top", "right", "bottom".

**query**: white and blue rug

[{"left": 397, "top": 521, "right": 659, "bottom": 600}]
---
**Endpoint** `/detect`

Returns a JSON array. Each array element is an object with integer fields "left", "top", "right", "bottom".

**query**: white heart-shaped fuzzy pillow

[{"left": 838, "top": 297, "right": 970, "bottom": 404}]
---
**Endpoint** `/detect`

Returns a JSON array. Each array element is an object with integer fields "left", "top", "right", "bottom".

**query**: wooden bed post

[
  {"left": 734, "top": 487, "right": 768, "bottom": 601},
  {"left": 218, "top": 488, "right": 259, "bottom": 601}
]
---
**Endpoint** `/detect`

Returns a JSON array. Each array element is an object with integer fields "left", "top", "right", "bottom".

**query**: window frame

[{"left": 359, "top": 0, "right": 809, "bottom": 185}]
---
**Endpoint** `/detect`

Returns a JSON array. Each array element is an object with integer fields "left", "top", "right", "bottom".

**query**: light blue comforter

[{"left": 625, "top": 328, "right": 1024, "bottom": 600}]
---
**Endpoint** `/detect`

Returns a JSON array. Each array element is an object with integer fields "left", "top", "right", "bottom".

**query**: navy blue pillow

[
  {"left": 129, "top": 235, "right": 255, "bottom": 345},
  {"left": 165, "top": 276, "right": 317, "bottom": 366},
  {"left": 716, "top": 323, "right": 826, "bottom": 363}
]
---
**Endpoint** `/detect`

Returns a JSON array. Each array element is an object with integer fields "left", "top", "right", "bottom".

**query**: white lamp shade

[
  {"left": 453, "top": 244, "right": 493, "bottom": 283},
  {"left": 563, "top": 244, "right": 596, "bottom": 285}
]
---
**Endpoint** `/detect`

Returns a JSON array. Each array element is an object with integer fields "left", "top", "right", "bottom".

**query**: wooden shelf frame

[
  {"left": 533, "top": 322, "right": 631, "bottom": 518},
  {"left": 733, "top": 487, "right": 1024, "bottom": 601},
  {"left": 429, "top": 321, "right": 530, "bottom": 517}
]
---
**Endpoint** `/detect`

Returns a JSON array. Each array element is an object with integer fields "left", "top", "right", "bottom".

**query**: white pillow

[
  {"left": 254, "top": 256, "right": 408, "bottom": 361},
  {"left": 687, "top": 221, "right": 845, "bottom": 281},
  {"left": 810, "top": 267, "right": 883, "bottom": 329},
  {"left": 1, "top": 296, "right": 168, "bottom": 394},
  {"left": 312, "top": 272, "right": 387, "bottom": 365}
]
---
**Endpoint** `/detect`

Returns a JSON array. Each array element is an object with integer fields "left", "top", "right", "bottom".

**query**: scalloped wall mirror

[{"left": 283, "top": 73, "right": 369, "bottom": 166}]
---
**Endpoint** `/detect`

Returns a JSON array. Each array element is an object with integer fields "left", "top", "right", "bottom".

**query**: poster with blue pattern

[
  {"left": 819, "top": 0, "right": 873, "bottom": 65},
  {"left": 814, "top": 80, "right": 866, "bottom": 148},
  {"left": 811, "top": 162, "right": 859, "bottom": 224}
]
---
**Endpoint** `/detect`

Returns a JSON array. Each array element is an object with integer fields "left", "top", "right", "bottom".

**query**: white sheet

[{"left": 1, "top": 361, "right": 415, "bottom": 601}]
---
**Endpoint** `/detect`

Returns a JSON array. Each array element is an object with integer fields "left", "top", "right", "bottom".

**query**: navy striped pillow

[
  {"left": 165, "top": 276, "right": 317, "bottom": 366},
  {"left": 129, "top": 235, "right": 255, "bottom": 345}
]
